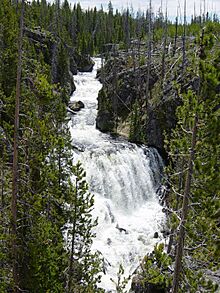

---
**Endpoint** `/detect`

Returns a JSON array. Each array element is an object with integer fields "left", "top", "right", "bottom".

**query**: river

[{"left": 68, "top": 58, "right": 165, "bottom": 291}]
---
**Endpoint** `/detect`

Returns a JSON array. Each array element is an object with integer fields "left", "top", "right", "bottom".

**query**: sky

[{"left": 65, "top": 0, "right": 220, "bottom": 20}]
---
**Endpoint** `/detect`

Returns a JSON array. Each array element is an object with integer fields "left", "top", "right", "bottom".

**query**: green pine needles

[{"left": 65, "top": 162, "right": 103, "bottom": 293}]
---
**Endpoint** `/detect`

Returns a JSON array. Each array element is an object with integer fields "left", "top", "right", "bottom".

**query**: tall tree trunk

[
  {"left": 182, "top": 0, "right": 186, "bottom": 71},
  {"left": 167, "top": 156, "right": 185, "bottom": 255},
  {"left": 173, "top": 11, "right": 178, "bottom": 56},
  {"left": 11, "top": 1, "right": 25, "bottom": 291},
  {"left": 67, "top": 178, "right": 78, "bottom": 292},
  {"left": 203, "top": 0, "right": 206, "bottom": 22},
  {"left": 171, "top": 113, "right": 198, "bottom": 293},
  {"left": 146, "top": 0, "right": 152, "bottom": 101},
  {"left": 161, "top": 7, "right": 167, "bottom": 84}
]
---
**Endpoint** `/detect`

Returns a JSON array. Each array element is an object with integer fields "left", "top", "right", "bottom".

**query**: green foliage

[
  {"left": 0, "top": 0, "right": 18, "bottom": 96},
  {"left": 140, "top": 244, "right": 172, "bottom": 290},
  {"left": 0, "top": 1, "right": 103, "bottom": 290},
  {"left": 129, "top": 100, "right": 146, "bottom": 143},
  {"left": 164, "top": 28, "right": 220, "bottom": 291},
  {"left": 65, "top": 162, "right": 103, "bottom": 292},
  {"left": 27, "top": 217, "right": 67, "bottom": 292},
  {"left": 0, "top": 1, "right": 220, "bottom": 292}
]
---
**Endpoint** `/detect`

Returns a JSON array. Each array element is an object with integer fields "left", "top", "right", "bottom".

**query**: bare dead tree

[
  {"left": 161, "top": 6, "right": 168, "bottom": 84},
  {"left": 146, "top": 0, "right": 152, "bottom": 101},
  {"left": 173, "top": 7, "right": 179, "bottom": 56},
  {"left": 171, "top": 111, "right": 198, "bottom": 293},
  {"left": 171, "top": 27, "right": 205, "bottom": 292},
  {"left": 203, "top": 0, "right": 206, "bottom": 22},
  {"left": 182, "top": 0, "right": 187, "bottom": 71},
  {"left": 193, "top": 2, "right": 196, "bottom": 22}
]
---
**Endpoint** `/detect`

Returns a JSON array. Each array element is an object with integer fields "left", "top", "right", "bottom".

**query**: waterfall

[{"left": 69, "top": 58, "right": 165, "bottom": 291}]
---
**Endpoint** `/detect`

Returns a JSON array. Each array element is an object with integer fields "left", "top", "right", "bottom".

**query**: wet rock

[
  {"left": 145, "top": 93, "right": 181, "bottom": 154},
  {"left": 116, "top": 223, "right": 128, "bottom": 234},
  {"left": 67, "top": 107, "right": 76, "bottom": 115},
  {"left": 75, "top": 54, "right": 95, "bottom": 72},
  {"left": 161, "top": 230, "right": 170, "bottom": 237},
  {"left": 67, "top": 71, "right": 76, "bottom": 96},
  {"left": 69, "top": 101, "right": 85, "bottom": 112},
  {"left": 69, "top": 56, "right": 78, "bottom": 75},
  {"left": 107, "top": 238, "right": 112, "bottom": 245}
]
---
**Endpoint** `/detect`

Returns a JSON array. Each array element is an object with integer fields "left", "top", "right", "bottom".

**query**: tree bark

[
  {"left": 182, "top": 0, "right": 186, "bottom": 71},
  {"left": 11, "top": 1, "right": 25, "bottom": 291},
  {"left": 67, "top": 178, "right": 78, "bottom": 292},
  {"left": 171, "top": 113, "right": 198, "bottom": 293},
  {"left": 173, "top": 12, "right": 178, "bottom": 57},
  {"left": 146, "top": 0, "right": 152, "bottom": 101},
  {"left": 161, "top": 7, "right": 167, "bottom": 84}
]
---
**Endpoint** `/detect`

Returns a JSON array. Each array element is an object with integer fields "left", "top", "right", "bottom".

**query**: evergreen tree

[
  {"left": 166, "top": 26, "right": 220, "bottom": 292},
  {"left": 66, "top": 162, "right": 103, "bottom": 292}
]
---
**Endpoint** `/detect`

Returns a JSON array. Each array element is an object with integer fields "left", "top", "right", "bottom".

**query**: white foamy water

[{"left": 69, "top": 58, "right": 165, "bottom": 291}]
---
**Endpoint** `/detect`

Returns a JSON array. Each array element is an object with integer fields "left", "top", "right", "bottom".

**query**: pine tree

[
  {"left": 166, "top": 26, "right": 220, "bottom": 292},
  {"left": 66, "top": 162, "right": 102, "bottom": 292},
  {"left": 11, "top": 1, "right": 25, "bottom": 291}
]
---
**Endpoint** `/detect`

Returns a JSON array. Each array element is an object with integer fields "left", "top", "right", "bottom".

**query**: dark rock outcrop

[
  {"left": 96, "top": 109, "right": 115, "bottom": 132},
  {"left": 68, "top": 71, "right": 76, "bottom": 95},
  {"left": 24, "top": 27, "right": 94, "bottom": 97},
  {"left": 69, "top": 56, "right": 78, "bottom": 75},
  {"left": 145, "top": 92, "right": 181, "bottom": 152},
  {"left": 96, "top": 57, "right": 183, "bottom": 158},
  {"left": 96, "top": 58, "right": 158, "bottom": 134},
  {"left": 69, "top": 101, "right": 85, "bottom": 112},
  {"left": 75, "top": 54, "right": 95, "bottom": 72}
]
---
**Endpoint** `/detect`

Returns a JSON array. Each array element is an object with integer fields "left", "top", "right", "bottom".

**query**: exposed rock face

[
  {"left": 24, "top": 27, "right": 94, "bottom": 97},
  {"left": 75, "top": 54, "right": 95, "bottom": 72},
  {"left": 69, "top": 56, "right": 78, "bottom": 75},
  {"left": 69, "top": 100, "right": 85, "bottom": 112},
  {"left": 96, "top": 58, "right": 158, "bottom": 130},
  {"left": 145, "top": 93, "right": 181, "bottom": 153},
  {"left": 96, "top": 110, "right": 115, "bottom": 132},
  {"left": 68, "top": 71, "right": 76, "bottom": 95},
  {"left": 96, "top": 57, "right": 183, "bottom": 158}
]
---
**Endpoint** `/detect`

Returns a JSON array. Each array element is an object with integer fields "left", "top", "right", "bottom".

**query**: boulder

[
  {"left": 74, "top": 54, "right": 95, "bottom": 72},
  {"left": 69, "top": 101, "right": 85, "bottom": 112}
]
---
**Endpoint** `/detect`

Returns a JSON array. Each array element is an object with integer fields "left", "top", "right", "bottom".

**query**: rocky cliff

[
  {"left": 96, "top": 56, "right": 183, "bottom": 159},
  {"left": 24, "top": 27, "right": 94, "bottom": 97}
]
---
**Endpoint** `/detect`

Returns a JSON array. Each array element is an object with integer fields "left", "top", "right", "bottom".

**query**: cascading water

[{"left": 69, "top": 58, "right": 165, "bottom": 291}]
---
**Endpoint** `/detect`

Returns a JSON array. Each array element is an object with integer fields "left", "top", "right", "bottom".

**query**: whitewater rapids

[{"left": 69, "top": 58, "right": 165, "bottom": 291}]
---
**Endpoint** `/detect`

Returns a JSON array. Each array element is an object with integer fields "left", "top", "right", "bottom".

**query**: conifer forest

[{"left": 0, "top": 0, "right": 219, "bottom": 292}]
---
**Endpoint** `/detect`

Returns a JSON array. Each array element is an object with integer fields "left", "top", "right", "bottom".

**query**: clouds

[{"left": 66, "top": 0, "right": 219, "bottom": 18}]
